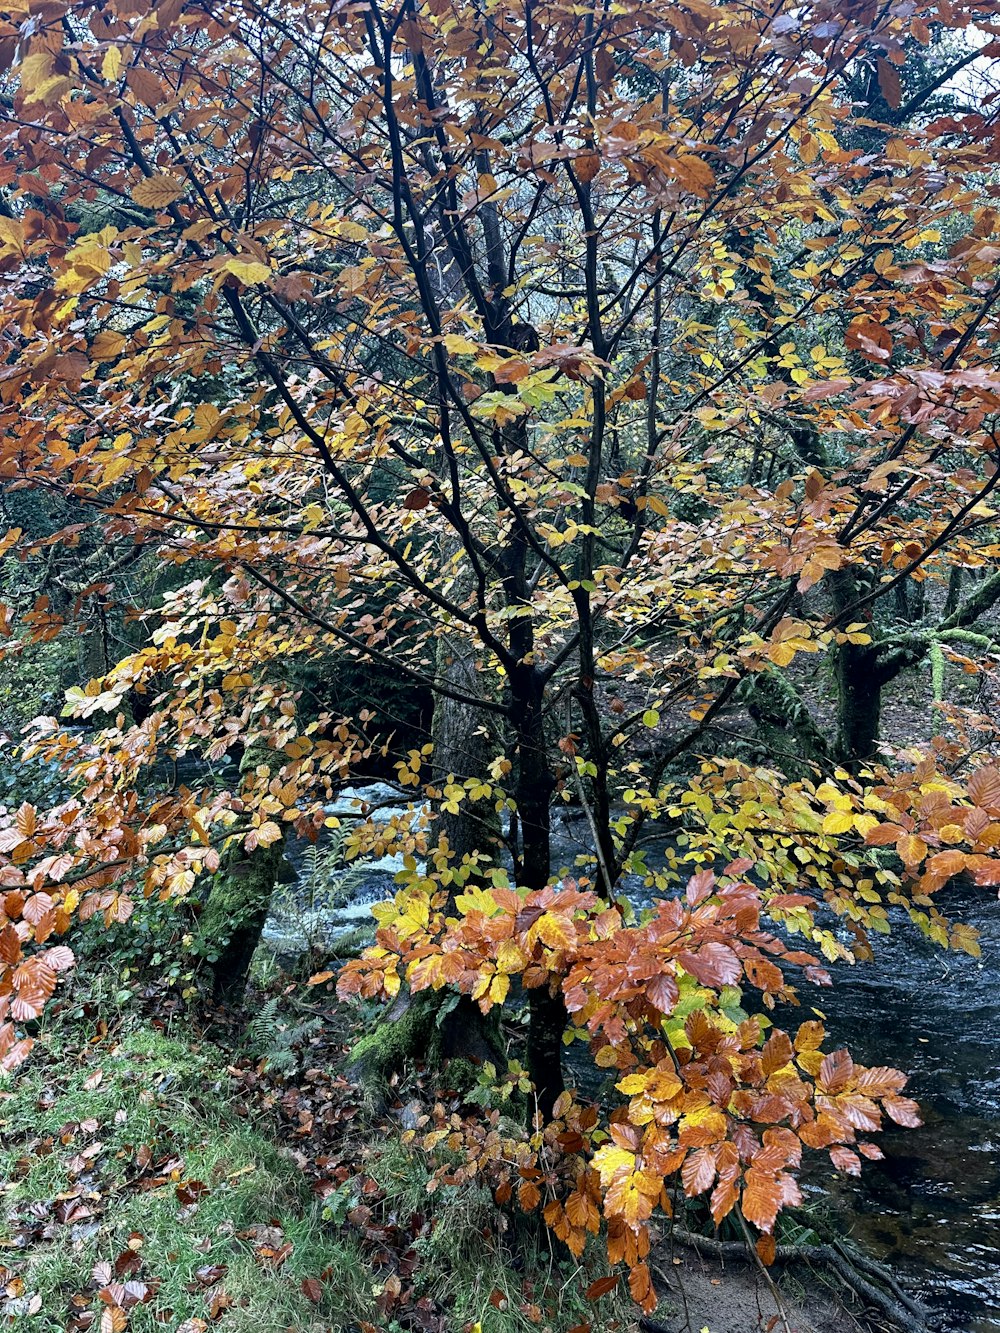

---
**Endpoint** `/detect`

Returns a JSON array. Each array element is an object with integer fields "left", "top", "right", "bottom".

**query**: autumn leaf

[
  {"left": 681, "top": 1147, "right": 716, "bottom": 1197},
  {"left": 221, "top": 258, "right": 272, "bottom": 285},
  {"left": 585, "top": 1274, "right": 620, "bottom": 1300},
  {"left": 876, "top": 57, "right": 902, "bottom": 109},
  {"left": 818, "top": 1048, "right": 854, "bottom": 1096},
  {"left": 740, "top": 1169, "right": 783, "bottom": 1232},
  {"left": 301, "top": 1277, "right": 324, "bottom": 1303},
  {"left": 132, "top": 175, "right": 185, "bottom": 209}
]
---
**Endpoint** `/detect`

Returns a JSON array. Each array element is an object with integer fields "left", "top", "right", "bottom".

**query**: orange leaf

[
  {"left": 740, "top": 1170, "right": 782, "bottom": 1232},
  {"left": 756, "top": 1233, "right": 776, "bottom": 1266},
  {"left": 628, "top": 1262, "right": 655, "bottom": 1311},
  {"left": 818, "top": 1048, "right": 854, "bottom": 1095}
]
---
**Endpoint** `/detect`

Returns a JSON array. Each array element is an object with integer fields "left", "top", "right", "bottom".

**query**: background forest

[{"left": 0, "top": 0, "right": 1000, "bottom": 1330}]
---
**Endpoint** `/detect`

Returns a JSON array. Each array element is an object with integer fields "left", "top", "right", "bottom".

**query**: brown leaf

[
  {"left": 628, "top": 1262, "right": 654, "bottom": 1310},
  {"left": 883, "top": 1095, "right": 921, "bottom": 1128},
  {"left": 968, "top": 766, "right": 1000, "bottom": 814},
  {"left": 132, "top": 175, "right": 184, "bottom": 209},
  {"left": 829, "top": 1145, "right": 861, "bottom": 1175},
  {"left": 125, "top": 66, "right": 163, "bottom": 108},
  {"left": 300, "top": 1276, "right": 324, "bottom": 1304},
  {"left": 818, "top": 1048, "right": 854, "bottom": 1095},
  {"left": 877, "top": 57, "right": 902, "bottom": 109},
  {"left": 646, "top": 971, "right": 679, "bottom": 1013},
  {"left": 176, "top": 1179, "right": 209, "bottom": 1205},
  {"left": 681, "top": 1147, "right": 716, "bottom": 1197},
  {"left": 585, "top": 1274, "right": 620, "bottom": 1300}
]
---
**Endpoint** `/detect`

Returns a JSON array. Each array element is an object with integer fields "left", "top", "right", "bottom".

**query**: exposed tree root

[{"left": 637, "top": 1227, "right": 933, "bottom": 1333}]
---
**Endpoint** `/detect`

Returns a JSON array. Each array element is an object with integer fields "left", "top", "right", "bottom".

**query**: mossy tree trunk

[
  {"left": 835, "top": 639, "right": 883, "bottom": 766},
  {"left": 201, "top": 741, "right": 285, "bottom": 1006}
]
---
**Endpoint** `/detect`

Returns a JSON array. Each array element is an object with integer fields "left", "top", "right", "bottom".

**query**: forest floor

[{"left": 0, "top": 981, "right": 888, "bottom": 1333}]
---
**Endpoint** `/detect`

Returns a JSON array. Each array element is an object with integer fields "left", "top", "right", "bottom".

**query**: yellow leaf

[
  {"left": 534, "top": 911, "right": 575, "bottom": 951},
  {"left": 300, "top": 502, "right": 325, "bottom": 532},
  {"left": 617, "top": 1072, "right": 649, "bottom": 1095},
  {"left": 18, "top": 52, "right": 54, "bottom": 93},
  {"left": 768, "top": 642, "right": 796, "bottom": 667},
  {"left": 0, "top": 218, "right": 25, "bottom": 254},
  {"left": 496, "top": 938, "right": 526, "bottom": 974},
  {"left": 102, "top": 46, "right": 122, "bottom": 82},
  {"left": 592, "top": 1143, "right": 635, "bottom": 1185},
  {"left": 488, "top": 973, "right": 510, "bottom": 1005},
  {"left": 256, "top": 820, "right": 282, "bottom": 846},
  {"left": 222, "top": 258, "right": 272, "bottom": 286},
  {"left": 335, "top": 219, "right": 368, "bottom": 242},
  {"left": 821, "top": 811, "right": 854, "bottom": 836},
  {"left": 442, "top": 333, "right": 479, "bottom": 355}
]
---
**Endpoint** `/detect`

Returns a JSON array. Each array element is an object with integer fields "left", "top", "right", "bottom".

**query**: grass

[
  {"left": 0, "top": 1011, "right": 639, "bottom": 1333},
  {"left": 0, "top": 1024, "right": 373, "bottom": 1332},
  {"left": 364, "top": 1139, "right": 629, "bottom": 1333}
]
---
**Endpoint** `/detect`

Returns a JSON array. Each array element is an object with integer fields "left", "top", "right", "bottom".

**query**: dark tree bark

[
  {"left": 830, "top": 570, "right": 883, "bottom": 766},
  {"left": 509, "top": 658, "right": 564, "bottom": 1121}
]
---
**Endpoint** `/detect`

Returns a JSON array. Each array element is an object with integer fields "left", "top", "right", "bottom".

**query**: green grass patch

[
  {"left": 0, "top": 1024, "right": 372, "bottom": 1332},
  {"left": 1, "top": 1013, "right": 640, "bottom": 1333}
]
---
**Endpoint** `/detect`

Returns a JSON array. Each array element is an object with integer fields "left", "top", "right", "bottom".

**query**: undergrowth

[
  {"left": 0, "top": 1024, "right": 371, "bottom": 1332},
  {"left": 0, "top": 998, "right": 639, "bottom": 1333}
]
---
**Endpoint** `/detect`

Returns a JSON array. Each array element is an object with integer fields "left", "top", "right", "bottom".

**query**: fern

[
  {"left": 247, "top": 996, "right": 281, "bottom": 1053},
  {"left": 270, "top": 826, "right": 370, "bottom": 952},
  {"left": 246, "top": 997, "right": 323, "bottom": 1073}
]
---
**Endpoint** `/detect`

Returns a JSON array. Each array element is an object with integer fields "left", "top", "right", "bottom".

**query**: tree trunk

[
  {"left": 202, "top": 838, "right": 284, "bottom": 1005},
  {"left": 431, "top": 628, "right": 502, "bottom": 876},
  {"left": 201, "top": 741, "right": 284, "bottom": 1005},
  {"left": 428, "top": 626, "right": 504, "bottom": 1068},
  {"left": 509, "top": 659, "right": 564, "bottom": 1121},
  {"left": 835, "top": 641, "right": 882, "bottom": 765},
  {"left": 350, "top": 625, "right": 505, "bottom": 1086},
  {"left": 830, "top": 570, "right": 882, "bottom": 766}
]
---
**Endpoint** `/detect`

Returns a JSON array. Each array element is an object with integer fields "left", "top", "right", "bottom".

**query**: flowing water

[
  {"left": 266, "top": 789, "right": 1000, "bottom": 1331},
  {"left": 811, "top": 885, "right": 1000, "bottom": 1332}
]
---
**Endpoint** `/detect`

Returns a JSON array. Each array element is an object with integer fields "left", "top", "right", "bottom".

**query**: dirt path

[{"left": 647, "top": 1248, "right": 868, "bottom": 1333}]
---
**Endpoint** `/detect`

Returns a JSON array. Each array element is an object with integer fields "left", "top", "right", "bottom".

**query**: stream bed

[{"left": 265, "top": 789, "right": 1000, "bottom": 1331}]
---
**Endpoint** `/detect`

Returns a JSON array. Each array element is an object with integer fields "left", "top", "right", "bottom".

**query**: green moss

[
  {"left": 328, "top": 924, "right": 376, "bottom": 959},
  {"left": 349, "top": 992, "right": 438, "bottom": 1080},
  {"left": 930, "top": 640, "right": 945, "bottom": 702}
]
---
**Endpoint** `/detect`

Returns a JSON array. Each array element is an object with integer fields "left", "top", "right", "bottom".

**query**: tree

[{"left": 1, "top": 0, "right": 1000, "bottom": 1309}]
